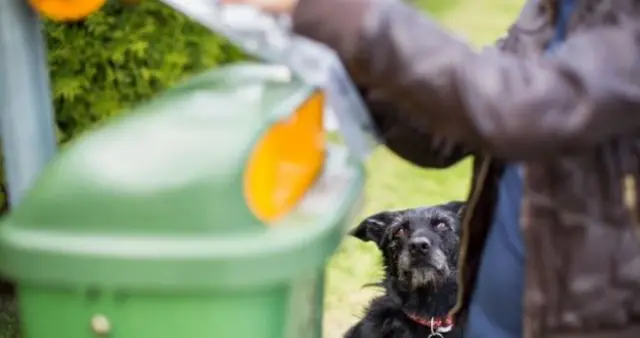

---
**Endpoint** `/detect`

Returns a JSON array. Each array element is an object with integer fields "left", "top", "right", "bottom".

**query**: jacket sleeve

[
  {"left": 359, "top": 31, "right": 514, "bottom": 168},
  {"left": 292, "top": 0, "right": 640, "bottom": 161},
  {"left": 360, "top": 85, "right": 472, "bottom": 168}
]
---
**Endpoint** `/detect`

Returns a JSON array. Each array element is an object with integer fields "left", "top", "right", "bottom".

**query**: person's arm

[
  {"left": 292, "top": 0, "right": 640, "bottom": 161},
  {"left": 361, "top": 85, "right": 472, "bottom": 168},
  {"left": 359, "top": 30, "right": 517, "bottom": 168}
]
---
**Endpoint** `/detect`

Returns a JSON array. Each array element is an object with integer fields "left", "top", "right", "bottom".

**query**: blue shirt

[
  {"left": 464, "top": 1, "right": 575, "bottom": 336},
  {"left": 465, "top": 165, "right": 526, "bottom": 337}
]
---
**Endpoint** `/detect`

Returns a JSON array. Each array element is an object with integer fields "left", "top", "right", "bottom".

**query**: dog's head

[{"left": 351, "top": 201, "right": 465, "bottom": 290}]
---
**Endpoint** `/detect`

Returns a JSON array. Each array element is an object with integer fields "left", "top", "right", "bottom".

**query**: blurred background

[{"left": 0, "top": 0, "right": 523, "bottom": 337}]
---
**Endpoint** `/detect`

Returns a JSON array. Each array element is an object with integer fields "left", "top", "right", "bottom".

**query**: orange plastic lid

[{"left": 29, "top": 0, "right": 107, "bottom": 22}]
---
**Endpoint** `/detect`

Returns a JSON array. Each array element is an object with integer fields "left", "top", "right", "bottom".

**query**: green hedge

[
  {"left": 0, "top": 1, "right": 243, "bottom": 337},
  {"left": 49, "top": 0, "right": 244, "bottom": 142}
]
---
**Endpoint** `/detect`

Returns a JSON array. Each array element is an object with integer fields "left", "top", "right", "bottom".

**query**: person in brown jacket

[{"left": 223, "top": 0, "right": 640, "bottom": 337}]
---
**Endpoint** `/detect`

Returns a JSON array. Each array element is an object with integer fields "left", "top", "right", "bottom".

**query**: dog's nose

[{"left": 409, "top": 238, "right": 430, "bottom": 255}]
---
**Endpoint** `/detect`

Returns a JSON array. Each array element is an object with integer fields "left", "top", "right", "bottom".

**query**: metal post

[{"left": 0, "top": 0, "right": 58, "bottom": 206}]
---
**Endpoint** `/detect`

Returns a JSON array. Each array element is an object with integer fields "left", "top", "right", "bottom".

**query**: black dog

[{"left": 345, "top": 201, "right": 465, "bottom": 338}]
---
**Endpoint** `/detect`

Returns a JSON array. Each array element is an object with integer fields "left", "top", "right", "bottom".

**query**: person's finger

[
  {"left": 218, "top": 0, "right": 243, "bottom": 5},
  {"left": 219, "top": 0, "right": 296, "bottom": 13}
]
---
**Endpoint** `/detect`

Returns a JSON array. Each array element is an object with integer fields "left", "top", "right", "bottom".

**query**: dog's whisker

[{"left": 361, "top": 282, "right": 384, "bottom": 289}]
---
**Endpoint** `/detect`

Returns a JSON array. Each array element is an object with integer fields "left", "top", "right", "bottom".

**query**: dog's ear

[
  {"left": 350, "top": 211, "right": 396, "bottom": 245},
  {"left": 442, "top": 201, "right": 466, "bottom": 217}
]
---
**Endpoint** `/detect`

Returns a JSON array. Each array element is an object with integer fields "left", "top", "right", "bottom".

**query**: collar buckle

[{"left": 405, "top": 312, "right": 454, "bottom": 336}]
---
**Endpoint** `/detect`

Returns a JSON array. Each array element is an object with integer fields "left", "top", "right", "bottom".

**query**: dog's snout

[{"left": 409, "top": 237, "right": 430, "bottom": 255}]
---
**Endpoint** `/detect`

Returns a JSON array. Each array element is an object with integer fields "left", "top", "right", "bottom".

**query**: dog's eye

[
  {"left": 434, "top": 222, "right": 448, "bottom": 230},
  {"left": 394, "top": 228, "right": 405, "bottom": 238}
]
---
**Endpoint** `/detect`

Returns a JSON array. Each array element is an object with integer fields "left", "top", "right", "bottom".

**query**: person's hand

[{"left": 219, "top": 0, "right": 298, "bottom": 14}]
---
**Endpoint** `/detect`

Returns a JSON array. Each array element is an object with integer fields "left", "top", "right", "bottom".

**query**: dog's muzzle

[{"left": 398, "top": 238, "right": 451, "bottom": 288}]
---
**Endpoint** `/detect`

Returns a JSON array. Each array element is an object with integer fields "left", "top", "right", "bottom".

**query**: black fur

[{"left": 345, "top": 202, "right": 466, "bottom": 338}]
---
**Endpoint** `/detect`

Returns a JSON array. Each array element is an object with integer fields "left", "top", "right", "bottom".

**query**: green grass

[{"left": 322, "top": 1, "right": 523, "bottom": 337}]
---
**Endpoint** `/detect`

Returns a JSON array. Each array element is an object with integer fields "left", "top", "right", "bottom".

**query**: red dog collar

[{"left": 404, "top": 312, "right": 454, "bottom": 337}]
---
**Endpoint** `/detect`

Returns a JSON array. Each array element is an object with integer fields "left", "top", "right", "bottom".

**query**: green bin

[{"left": 0, "top": 63, "right": 365, "bottom": 338}]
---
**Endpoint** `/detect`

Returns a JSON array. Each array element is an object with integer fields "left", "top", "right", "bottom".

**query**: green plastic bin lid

[{"left": 0, "top": 63, "right": 365, "bottom": 290}]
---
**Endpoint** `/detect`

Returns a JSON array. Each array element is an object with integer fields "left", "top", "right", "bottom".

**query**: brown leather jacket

[{"left": 293, "top": 0, "right": 640, "bottom": 336}]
